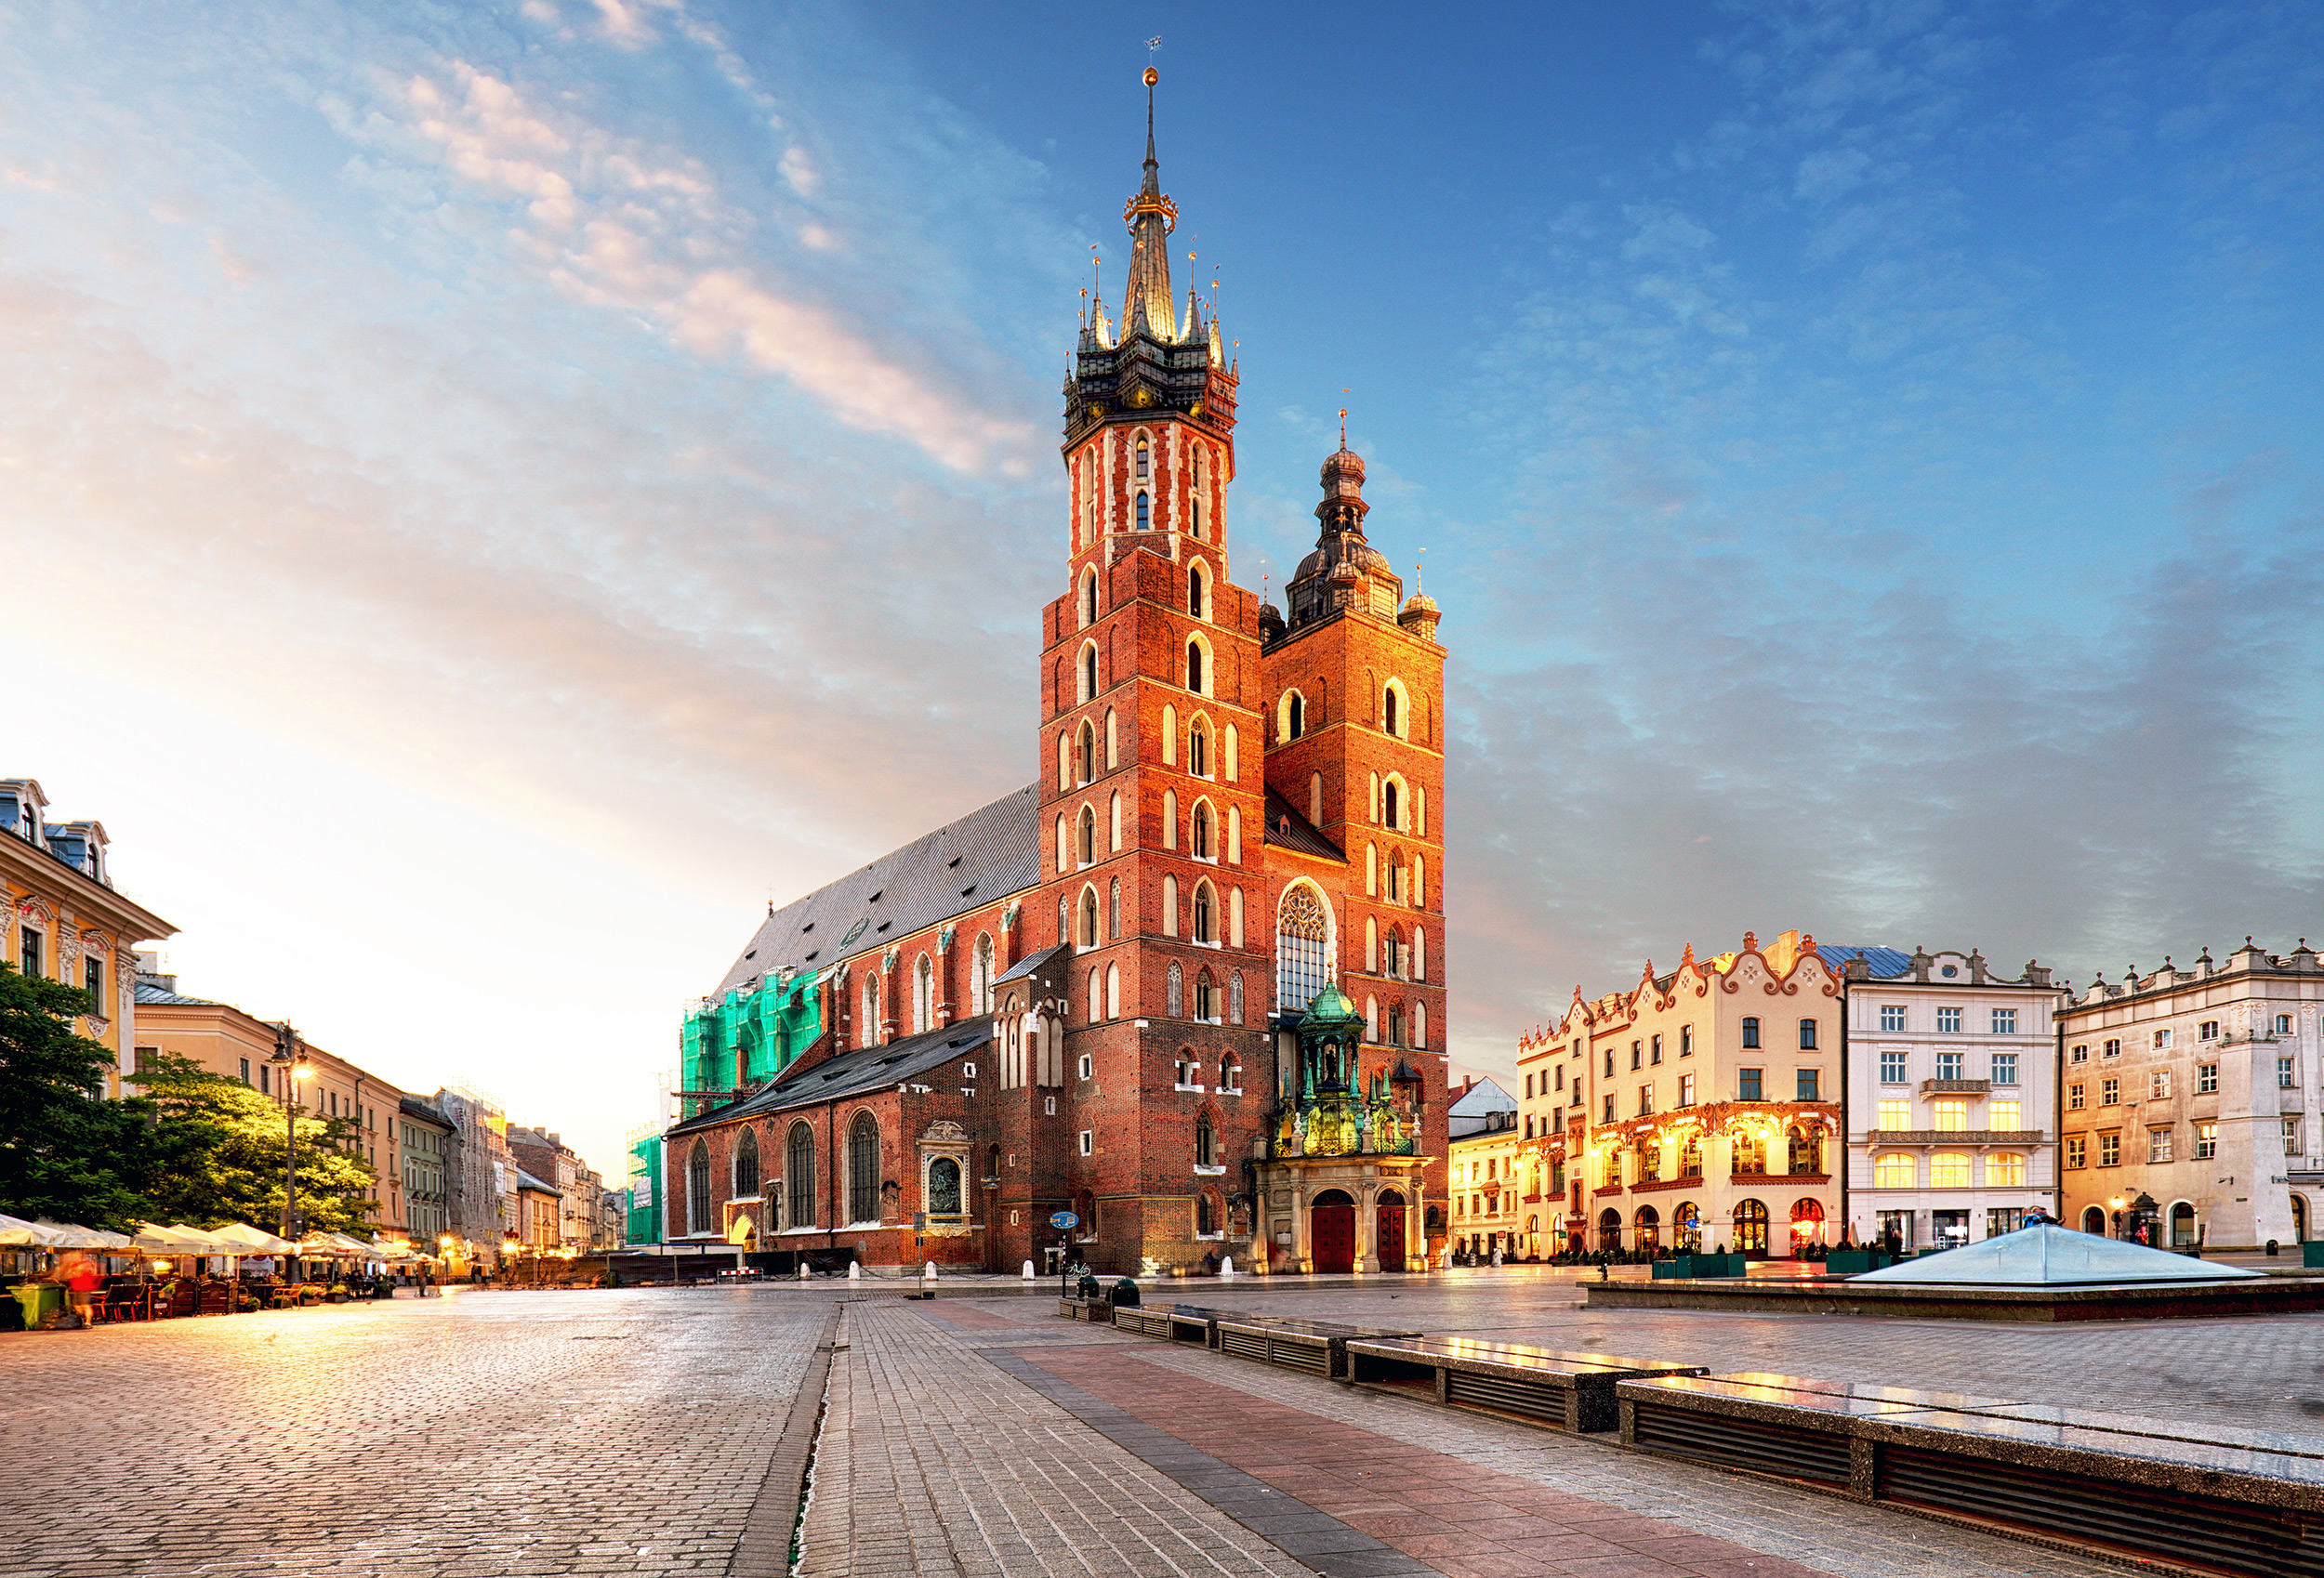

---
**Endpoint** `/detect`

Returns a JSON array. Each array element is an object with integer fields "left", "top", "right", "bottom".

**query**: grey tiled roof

[
  {"left": 1261, "top": 786, "right": 1344, "bottom": 863},
  {"left": 667, "top": 1018, "right": 997, "bottom": 1135},
  {"left": 135, "top": 981, "right": 223, "bottom": 1006},
  {"left": 712, "top": 782, "right": 1042, "bottom": 997}
]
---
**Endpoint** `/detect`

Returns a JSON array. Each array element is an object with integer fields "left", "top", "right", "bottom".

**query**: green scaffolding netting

[
  {"left": 680, "top": 970, "right": 824, "bottom": 1098},
  {"left": 625, "top": 1129, "right": 663, "bottom": 1245}
]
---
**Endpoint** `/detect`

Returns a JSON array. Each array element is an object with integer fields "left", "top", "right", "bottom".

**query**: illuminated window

[
  {"left": 1929, "top": 1152, "right": 1972, "bottom": 1188},
  {"left": 1873, "top": 1153, "right": 1916, "bottom": 1188},
  {"left": 1877, "top": 1099, "right": 1910, "bottom": 1130},
  {"left": 1987, "top": 1152, "right": 2027, "bottom": 1187},
  {"left": 1990, "top": 1100, "right": 2021, "bottom": 1130},
  {"left": 2194, "top": 1121, "right": 2217, "bottom": 1160},
  {"left": 2065, "top": 1136, "right": 2086, "bottom": 1168},
  {"left": 1933, "top": 1099, "right": 1968, "bottom": 1132}
]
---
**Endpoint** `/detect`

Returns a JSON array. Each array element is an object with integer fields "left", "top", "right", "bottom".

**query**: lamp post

[{"left": 269, "top": 1025, "right": 313, "bottom": 1267}]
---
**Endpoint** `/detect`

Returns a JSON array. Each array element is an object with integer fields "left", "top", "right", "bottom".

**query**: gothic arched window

[
  {"left": 1195, "top": 967, "right": 1217, "bottom": 1019},
  {"left": 733, "top": 1128, "right": 759, "bottom": 1200},
  {"left": 1080, "top": 642, "right": 1099, "bottom": 701},
  {"left": 1108, "top": 877, "right": 1121, "bottom": 939},
  {"left": 913, "top": 954, "right": 932, "bottom": 1035},
  {"left": 1136, "top": 492, "right": 1151, "bottom": 531},
  {"left": 1276, "top": 884, "right": 1330, "bottom": 1014},
  {"left": 1383, "top": 685, "right": 1399, "bottom": 736},
  {"left": 1382, "top": 779, "right": 1399, "bottom": 830},
  {"left": 972, "top": 933, "right": 995, "bottom": 1014},
  {"left": 1081, "top": 567, "right": 1099, "bottom": 626},
  {"left": 1135, "top": 435, "right": 1150, "bottom": 479},
  {"left": 1195, "top": 1115, "right": 1217, "bottom": 1168},
  {"left": 1284, "top": 690, "right": 1304, "bottom": 742},
  {"left": 1192, "top": 802, "right": 1212, "bottom": 859},
  {"left": 861, "top": 974, "right": 880, "bottom": 1049},
  {"left": 1168, "top": 960, "right": 1183, "bottom": 1019},
  {"left": 1187, "top": 562, "right": 1206, "bottom": 619},
  {"left": 1077, "top": 806, "right": 1095, "bottom": 865},
  {"left": 786, "top": 1124, "right": 815, "bottom": 1229},
  {"left": 1077, "top": 722, "right": 1094, "bottom": 782},
  {"left": 1189, "top": 721, "right": 1208, "bottom": 778},
  {"left": 846, "top": 1112, "right": 879, "bottom": 1225},
  {"left": 1078, "top": 887, "right": 1099, "bottom": 948},
  {"left": 1186, "top": 640, "right": 1204, "bottom": 693},
  {"left": 1229, "top": 971, "right": 1245, "bottom": 1025},
  {"left": 687, "top": 1138, "right": 712, "bottom": 1236}
]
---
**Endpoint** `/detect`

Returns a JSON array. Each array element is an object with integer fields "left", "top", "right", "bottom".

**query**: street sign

[{"left": 1049, "top": 1211, "right": 1079, "bottom": 1230}]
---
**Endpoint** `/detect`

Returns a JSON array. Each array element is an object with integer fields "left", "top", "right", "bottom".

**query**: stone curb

[{"left": 729, "top": 1304, "right": 840, "bottom": 1577}]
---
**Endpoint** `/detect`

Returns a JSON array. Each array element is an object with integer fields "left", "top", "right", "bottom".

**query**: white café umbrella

[
  {"left": 212, "top": 1222, "right": 300, "bottom": 1255},
  {"left": 35, "top": 1221, "right": 135, "bottom": 1251}
]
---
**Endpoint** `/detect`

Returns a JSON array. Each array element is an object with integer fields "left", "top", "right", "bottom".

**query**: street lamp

[{"left": 269, "top": 1024, "right": 312, "bottom": 1254}]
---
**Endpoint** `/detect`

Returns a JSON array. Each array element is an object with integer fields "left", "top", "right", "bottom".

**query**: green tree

[
  {"left": 128, "top": 1054, "right": 378, "bottom": 1235},
  {"left": 0, "top": 959, "right": 151, "bottom": 1226}
]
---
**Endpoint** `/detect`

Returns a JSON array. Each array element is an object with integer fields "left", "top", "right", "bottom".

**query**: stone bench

[
  {"left": 1056, "top": 1296, "right": 1112, "bottom": 1322},
  {"left": 1618, "top": 1372, "right": 2324, "bottom": 1578},
  {"left": 1214, "top": 1317, "right": 1422, "bottom": 1379},
  {"left": 1347, "top": 1337, "right": 1705, "bottom": 1433},
  {"left": 1112, "top": 1303, "right": 1246, "bottom": 1343}
]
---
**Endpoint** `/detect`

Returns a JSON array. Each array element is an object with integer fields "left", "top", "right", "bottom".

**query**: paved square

[{"left": 9, "top": 1271, "right": 2313, "bottom": 1577}]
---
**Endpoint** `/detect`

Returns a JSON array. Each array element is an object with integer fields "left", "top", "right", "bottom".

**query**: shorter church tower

[{"left": 1252, "top": 439, "right": 1451, "bottom": 1272}]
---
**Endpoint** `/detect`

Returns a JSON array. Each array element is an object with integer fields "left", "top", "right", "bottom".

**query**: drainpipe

[{"left": 1838, "top": 980, "right": 1850, "bottom": 1243}]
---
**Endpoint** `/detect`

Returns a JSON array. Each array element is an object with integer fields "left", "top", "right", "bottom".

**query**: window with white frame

[
  {"left": 2200, "top": 1020, "right": 2220, "bottom": 1040},
  {"left": 2286, "top": 1117, "right": 2303, "bottom": 1156},
  {"left": 2281, "top": 1057, "right": 2299, "bottom": 1089},
  {"left": 2278, "top": 1014, "right": 2295, "bottom": 1036},
  {"left": 1991, "top": 1052, "right": 2018, "bottom": 1085},
  {"left": 1879, "top": 1005, "right": 1907, "bottom": 1033},
  {"left": 1880, "top": 1050, "right": 1908, "bottom": 1083},
  {"left": 2197, "top": 1062, "right": 2218, "bottom": 1094},
  {"left": 2194, "top": 1120, "right": 2217, "bottom": 1159},
  {"left": 2147, "top": 1125, "right": 2173, "bottom": 1164},
  {"left": 2150, "top": 1069, "right": 2172, "bottom": 1099},
  {"left": 1991, "top": 1008, "right": 2016, "bottom": 1034},
  {"left": 1936, "top": 1007, "right": 1962, "bottom": 1033}
]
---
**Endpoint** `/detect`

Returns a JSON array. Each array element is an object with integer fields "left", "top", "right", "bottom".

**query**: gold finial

[{"left": 1143, "top": 66, "right": 1158, "bottom": 87}]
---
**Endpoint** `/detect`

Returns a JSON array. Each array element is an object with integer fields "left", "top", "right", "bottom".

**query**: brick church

[{"left": 657, "top": 74, "right": 1450, "bottom": 1278}]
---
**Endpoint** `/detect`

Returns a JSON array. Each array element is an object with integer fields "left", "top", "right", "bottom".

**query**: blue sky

[{"left": 3, "top": 1, "right": 2317, "bottom": 1177}]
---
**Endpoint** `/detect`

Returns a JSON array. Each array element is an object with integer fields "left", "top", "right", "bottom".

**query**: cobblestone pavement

[
  {"left": 15, "top": 1276, "right": 2311, "bottom": 1578},
  {"left": 0, "top": 1286, "right": 821, "bottom": 1578},
  {"left": 908, "top": 1299, "right": 2120, "bottom": 1578},
  {"left": 798, "top": 1300, "right": 1315, "bottom": 1578}
]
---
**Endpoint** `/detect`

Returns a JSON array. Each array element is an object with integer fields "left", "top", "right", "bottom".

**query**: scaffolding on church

[
  {"left": 676, "top": 967, "right": 825, "bottom": 1116},
  {"left": 624, "top": 1120, "right": 664, "bottom": 1246}
]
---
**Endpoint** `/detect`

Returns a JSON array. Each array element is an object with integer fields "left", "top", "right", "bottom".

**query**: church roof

[
  {"left": 1262, "top": 786, "right": 1343, "bottom": 862},
  {"left": 1852, "top": 1222, "right": 2262, "bottom": 1286},
  {"left": 667, "top": 1018, "right": 997, "bottom": 1135},
  {"left": 712, "top": 783, "right": 1041, "bottom": 997}
]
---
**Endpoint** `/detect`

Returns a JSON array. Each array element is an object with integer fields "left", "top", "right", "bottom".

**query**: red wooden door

[
  {"left": 1375, "top": 1201, "right": 1406, "bottom": 1272},
  {"left": 1312, "top": 1196, "right": 1356, "bottom": 1274}
]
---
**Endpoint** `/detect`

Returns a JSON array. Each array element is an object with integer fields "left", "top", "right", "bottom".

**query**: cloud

[{"left": 380, "top": 61, "right": 1037, "bottom": 473}]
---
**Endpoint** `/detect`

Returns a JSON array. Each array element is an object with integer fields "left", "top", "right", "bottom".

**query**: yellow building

[
  {"left": 1519, "top": 929, "right": 1843, "bottom": 1257},
  {"left": 1447, "top": 1125, "right": 1523, "bottom": 1259},
  {"left": 131, "top": 958, "right": 406, "bottom": 1235},
  {"left": 1, "top": 779, "right": 176, "bottom": 1098}
]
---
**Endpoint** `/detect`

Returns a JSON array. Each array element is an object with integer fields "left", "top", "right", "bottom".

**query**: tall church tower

[{"left": 1030, "top": 71, "right": 1272, "bottom": 1273}]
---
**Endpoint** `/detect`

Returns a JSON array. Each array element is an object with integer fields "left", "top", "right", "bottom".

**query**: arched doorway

[
  {"left": 1673, "top": 1202, "right": 1701, "bottom": 1252},
  {"left": 1376, "top": 1190, "right": 1407, "bottom": 1272},
  {"left": 1311, "top": 1190, "right": 1356, "bottom": 1274},
  {"left": 1633, "top": 1204, "right": 1660, "bottom": 1254},
  {"left": 1733, "top": 1199, "right": 1769, "bottom": 1256},
  {"left": 2171, "top": 1202, "right": 2197, "bottom": 1249},
  {"left": 726, "top": 1214, "right": 756, "bottom": 1251},
  {"left": 2296, "top": 1196, "right": 2310, "bottom": 1243},
  {"left": 1597, "top": 1207, "right": 1623, "bottom": 1254},
  {"left": 1789, "top": 1198, "right": 1826, "bottom": 1256},
  {"left": 2081, "top": 1205, "right": 2106, "bottom": 1235}
]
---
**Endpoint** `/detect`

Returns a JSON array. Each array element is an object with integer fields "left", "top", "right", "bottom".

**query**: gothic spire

[{"left": 1123, "top": 67, "right": 1178, "bottom": 343}]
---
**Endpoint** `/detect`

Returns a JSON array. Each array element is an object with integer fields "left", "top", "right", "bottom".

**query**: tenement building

[
  {"left": 656, "top": 77, "right": 1451, "bottom": 1277},
  {"left": 0, "top": 778, "right": 175, "bottom": 1098},
  {"left": 1516, "top": 930, "right": 1842, "bottom": 1257},
  {"left": 1839, "top": 946, "right": 2064, "bottom": 1251},
  {"left": 2057, "top": 938, "right": 2324, "bottom": 1251}
]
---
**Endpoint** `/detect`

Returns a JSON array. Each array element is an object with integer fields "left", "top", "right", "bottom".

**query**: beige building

[
  {"left": 1842, "top": 947, "right": 2065, "bottom": 1250},
  {"left": 2, "top": 779, "right": 176, "bottom": 1098},
  {"left": 508, "top": 1126, "right": 618, "bottom": 1251},
  {"left": 1447, "top": 1127, "right": 1521, "bottom": 1259},
  {"left": 1519, "top": 929, "right": 1843, "bottom": 1257},
  {"left": 132, "top": 959, "right": 407, "bottom": 1234},
  {"left": 2058, "top": 939, "right": 2324, "bottom": 1251}
]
